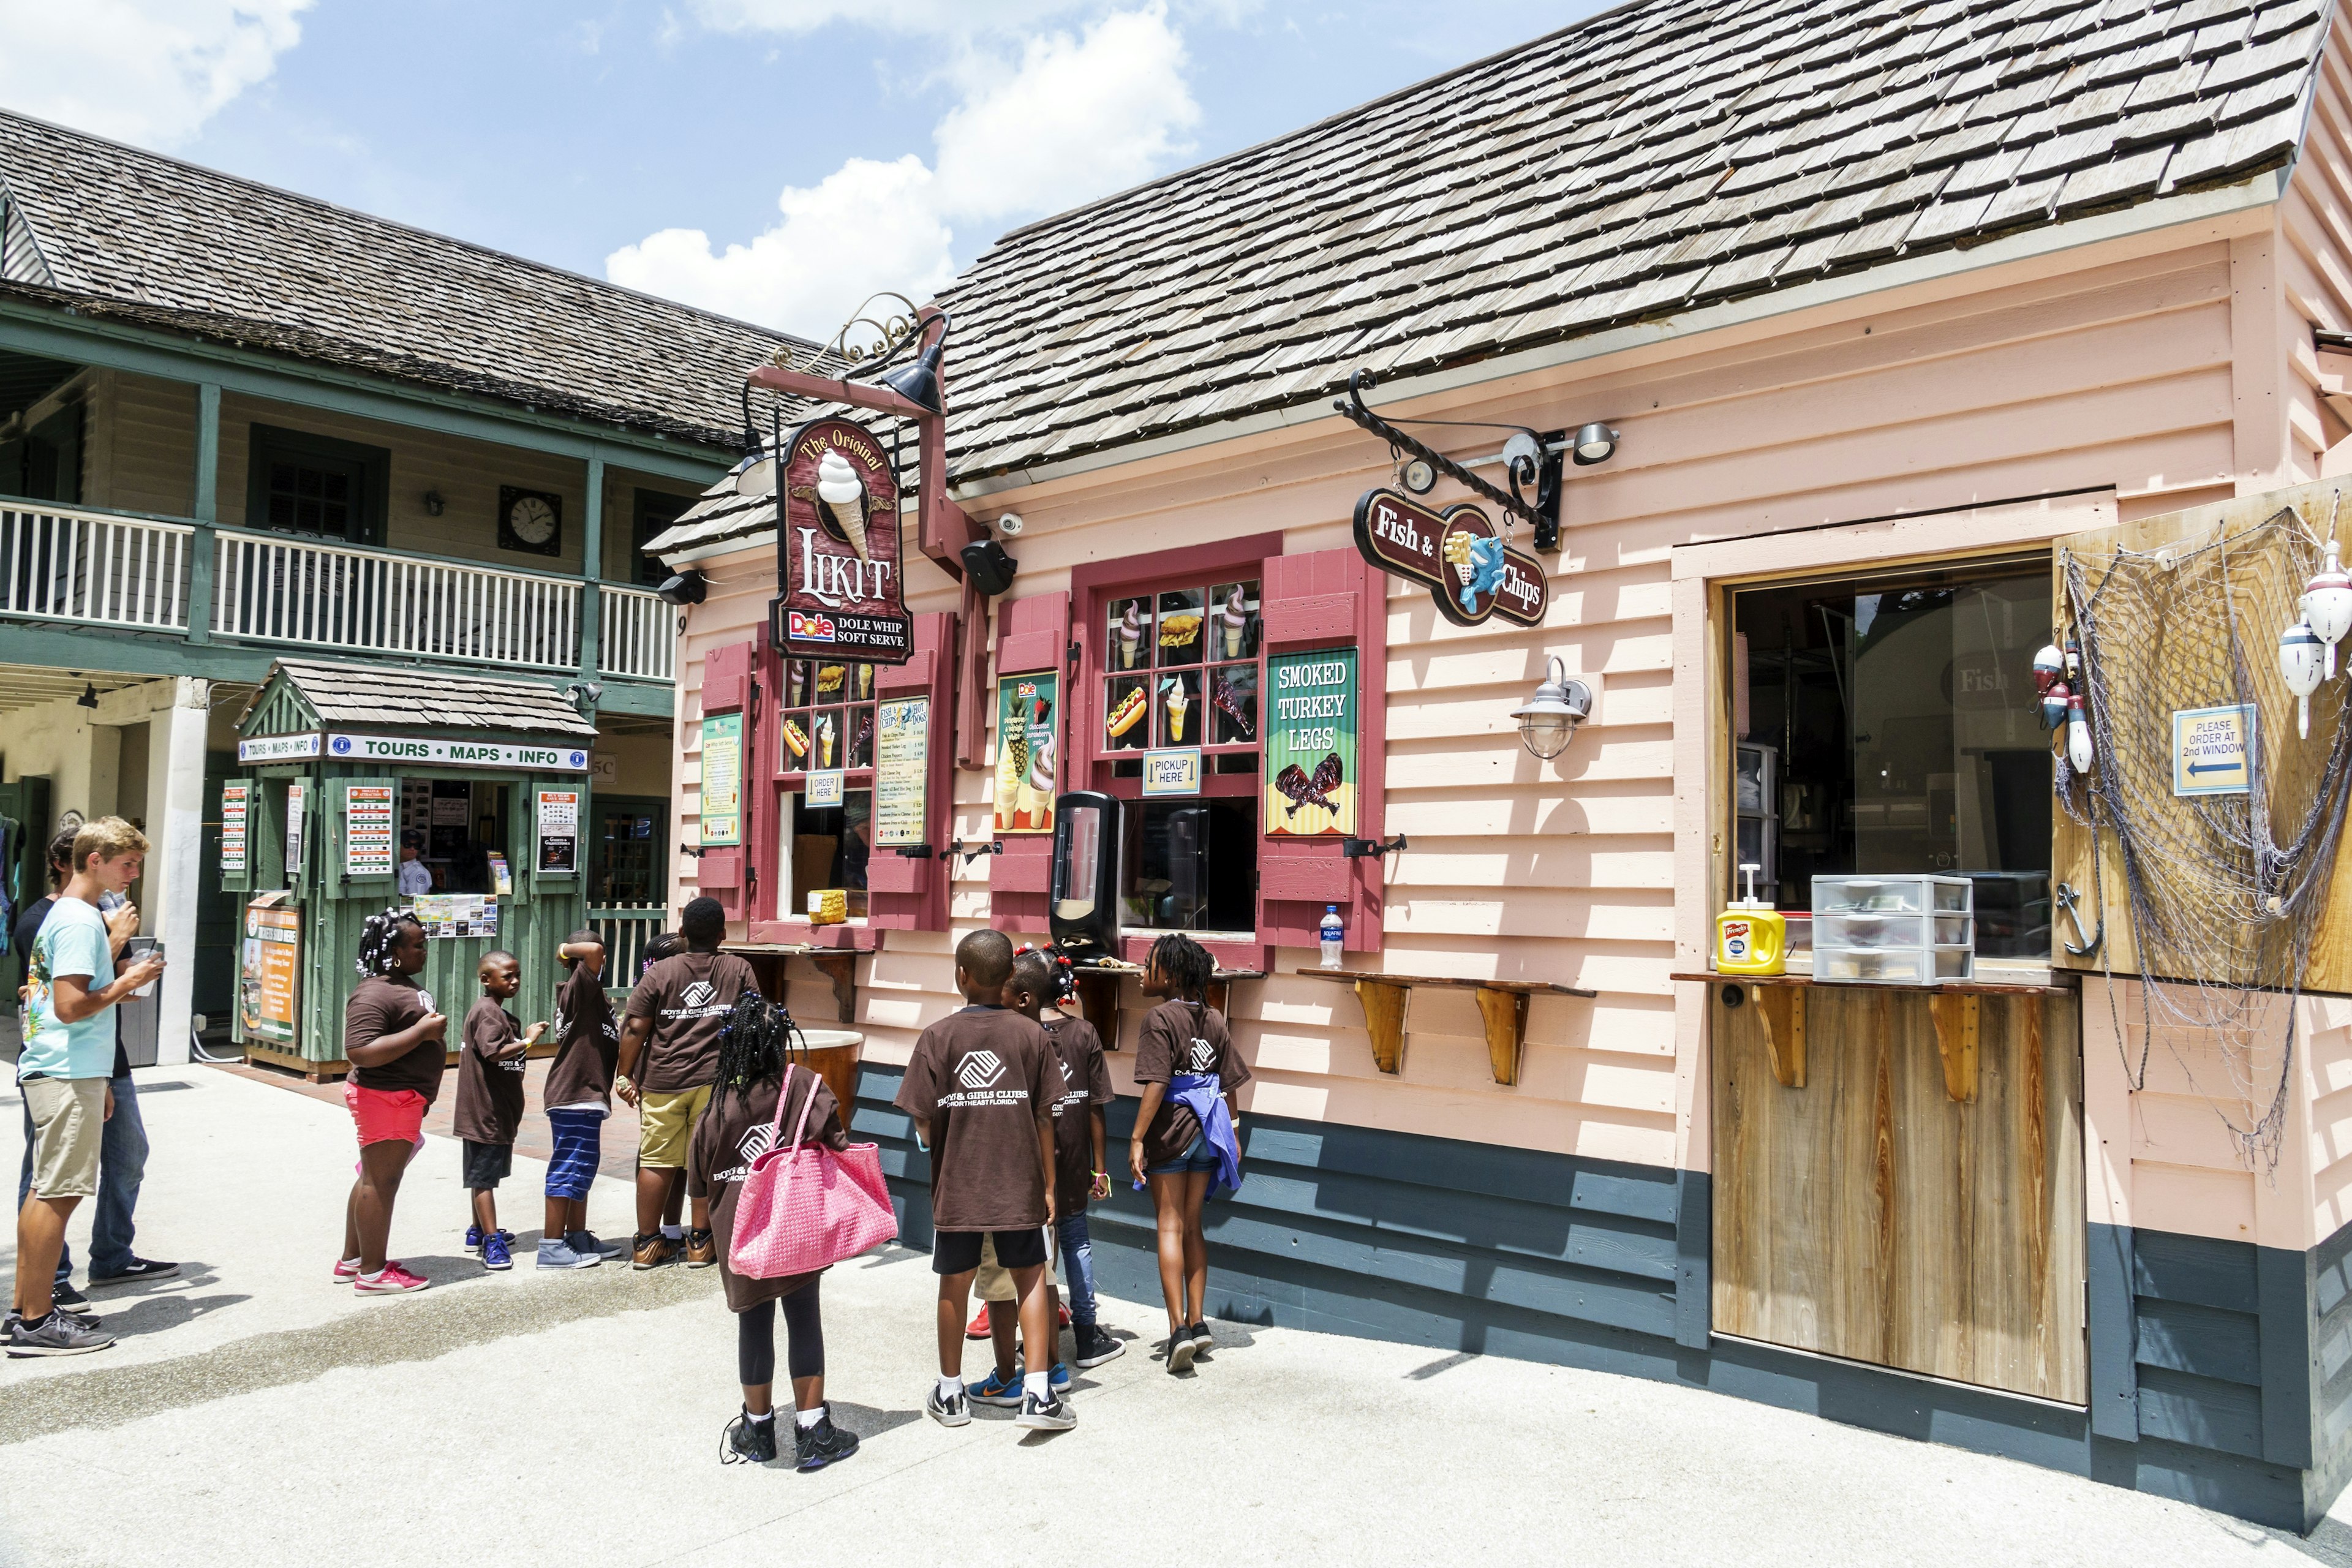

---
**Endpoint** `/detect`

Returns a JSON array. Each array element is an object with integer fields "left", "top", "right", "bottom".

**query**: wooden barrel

[{"left": 794, "top": 1028, "right": 864, "bottom": 1123}]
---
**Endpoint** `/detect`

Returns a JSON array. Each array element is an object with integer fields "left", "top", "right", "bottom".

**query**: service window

[
  {"left": 1731, "top": 558, "right": 2052, "bottom": 959},
  {"left": 1091, "top": 571, "right": 1262, "bottom": 937},
  {"left": 773, "top": 658, "right": 880, "bottom": 919}
]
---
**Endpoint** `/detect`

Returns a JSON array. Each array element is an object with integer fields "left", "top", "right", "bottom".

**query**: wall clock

[{"left": 498, "top": 486, "right": 562, "bottom": 556}]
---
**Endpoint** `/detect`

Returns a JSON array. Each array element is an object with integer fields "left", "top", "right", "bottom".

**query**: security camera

[{"left": 993, "top": 512, "right": 1025, "bottom": 538}]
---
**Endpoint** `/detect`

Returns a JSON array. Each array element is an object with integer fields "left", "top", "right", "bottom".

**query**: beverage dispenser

[{"left": 1049, "top": 790, "right": 1121, "bottom": 958}]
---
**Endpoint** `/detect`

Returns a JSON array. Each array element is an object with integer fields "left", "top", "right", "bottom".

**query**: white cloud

[
  {"left": 608, "top": 4, "right": 1197, "bottom": 334},
  {"left": 0, "top": 0, "right": 311, "bottom": 149},
  {"left": 690, "top": 0, "right": 1090, "bottom": 36}
]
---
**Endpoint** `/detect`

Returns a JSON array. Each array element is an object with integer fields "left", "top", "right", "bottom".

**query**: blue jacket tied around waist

[{"left": 1135, "top": 1073, "right": 1243, "bottom": 1197}]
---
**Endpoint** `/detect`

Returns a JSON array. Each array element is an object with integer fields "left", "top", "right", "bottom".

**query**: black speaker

[{"left": 960, "top": 538, "right": 1018, "bottom": 597}]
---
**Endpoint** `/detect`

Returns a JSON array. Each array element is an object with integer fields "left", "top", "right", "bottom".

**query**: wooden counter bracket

[
  {"left": 1069, "top": 967, "right": 1266, "bottom": 1050},
  {"left": 1928, "top": 992, "right": 1979, "bottom": 1103},
  {"left": 1674, "top": 973, "right": 2042, "bottom": 1104},
  {"left": 733, "top": 944, "right": 860, "bottom": 1025},
  {"left": 1295, "top": 968, "right": 1596, "bottom": 1085},
  {"left": 1753, "top": 984, "right": 1805, "bottom": 1088}
]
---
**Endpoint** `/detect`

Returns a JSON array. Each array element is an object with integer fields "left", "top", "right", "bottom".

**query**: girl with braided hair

[
  {"left": 688, "top": 992, "right": 860, "bottom": 1471},
  {"left": 1128, "top": 932, "right": 1248, "bottom": 1372},
  {"left": 337, "top": 910, "right": 446, "bottom": 1294}
]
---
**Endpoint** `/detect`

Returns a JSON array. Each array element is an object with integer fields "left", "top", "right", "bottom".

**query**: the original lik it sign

[
  {"left": 2173, "top": 703, "right": 2257, "bottom": 796},
  {"left": 1352, "top": 488, "right": 1547, "bottom": 628},
  {"left": 238, "top": 733, "right": 323, "bottom": 764},
  {"left": 325, "top": 734, "right": 591, "bottom": 771},
  {"left": 770, "top": 417, "right": 914, "bottom": 663}
]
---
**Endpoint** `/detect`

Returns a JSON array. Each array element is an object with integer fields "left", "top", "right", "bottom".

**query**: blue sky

[{"left": 2, "top": 1, "right": 1609, "bottom": 335}]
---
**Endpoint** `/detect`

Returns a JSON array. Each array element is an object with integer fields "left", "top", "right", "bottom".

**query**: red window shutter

[
  {"left": 989, "top": 590, "right": 1069, "bottom": 934},
  {"left": 870, "top": 611, "right": 959, "bottom": 931},
  {"left": 1257, "top": 548, "right": 1385, "bottom": 952},
  {"left": 700, "top": 638, "right": 758, "bottom": 921}
]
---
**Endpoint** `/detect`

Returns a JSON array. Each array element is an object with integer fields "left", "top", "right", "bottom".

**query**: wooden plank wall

[{"left": 1709, "top": 985, "right": 2085, "bottom": 1402}]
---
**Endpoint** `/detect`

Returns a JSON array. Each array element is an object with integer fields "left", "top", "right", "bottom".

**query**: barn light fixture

[
  {"left": 1512, "top": 657, "right": 1591, "bottom": 760},
  {"left": 1571, "top": 423, "right": 1620, "bottom": 466},
  {"left": 878, "top": 311, "right": 952, "bottom": 417},
  {"left": 657, "top": 570, "right": 707, "bottom": 606}
]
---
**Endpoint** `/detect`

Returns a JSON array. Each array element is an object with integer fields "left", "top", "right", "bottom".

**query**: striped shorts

[{"left": 544, "top": 1107, "right": 607, "bottom": 1200}]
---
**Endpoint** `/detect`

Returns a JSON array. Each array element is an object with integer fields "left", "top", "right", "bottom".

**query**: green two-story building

[{"left": 0, "top": 109, "right": 806, "bottom": 1060}]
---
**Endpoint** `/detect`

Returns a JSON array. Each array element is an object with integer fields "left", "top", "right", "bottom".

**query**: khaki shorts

[
  {"left": 637, "top": 1084, "right": 712, "bottom": 1169},
  {"left": 974, "top": 1230, "right": 1052, "bottom": 1302},
  {"left": 24, "top": 1076, "right": 106, "bottom": 1199}
]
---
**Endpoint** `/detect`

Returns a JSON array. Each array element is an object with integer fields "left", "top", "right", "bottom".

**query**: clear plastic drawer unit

[{"left": 1810, "top": 876, "right": 1975, "bottom": 985}]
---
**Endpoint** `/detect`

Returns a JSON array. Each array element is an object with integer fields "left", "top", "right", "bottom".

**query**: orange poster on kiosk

[{"left": 239, "top": 896, "right": 301, "bottom": 1046}]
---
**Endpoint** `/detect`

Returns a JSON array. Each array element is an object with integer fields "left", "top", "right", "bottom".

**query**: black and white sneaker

[
  {"left": 7, "top": 1311, "right": 115, "bottom": 1357},
  {"left": 1014, "top": 1389, "right": 1076, "bottom": 1431},
  {"left": 91, "top": 1257, "right": 179, "bottom": 1284},
  {"left": 51, "top": 1281, "right": 88, "bottom": 1309},
  {"left": 925, "top": 1382, "right": 971, "bottom": 1427},
  {"left": 794, "top": 1404, "right": 860, "bottom": 1471},
  {"left": 1162, "top": 1333, "right": 1197, "bottom": 1373},
  {"left": 1188, "top": 1321, "right": 1214, "bottom": 1357},
  {"left": 720, "top": 1406, "right": 778, "bottom": 1465},
  {"left": 1071, "top": 1323, "right": 1125, "bottom": 1368}
]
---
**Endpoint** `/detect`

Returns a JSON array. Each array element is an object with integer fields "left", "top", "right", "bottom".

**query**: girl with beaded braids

[
  {"left": 1128, "top": 932, "right": 1249, "bottom": 1372},
  {"left": 336, "top": 909, "right": 447, "bottom": 1294},
  {"left": 688, "top": 992, "right": 860, "bottom": 1470}
]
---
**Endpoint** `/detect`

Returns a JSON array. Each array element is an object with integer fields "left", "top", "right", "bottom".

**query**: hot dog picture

[
  {"left": 782, "top": 718, "right": 811, "bottom": 760},
  {"left": 1107, "top": 685, "right": 1149, "bottom": 739}
]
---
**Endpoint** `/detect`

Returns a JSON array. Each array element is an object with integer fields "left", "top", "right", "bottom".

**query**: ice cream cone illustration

[
  {"left": 1028, "top": 733, "right": 1055, "bottom": 827},
  {"left": 816, "top": 449, "right": 869, "bottom": 562},
  {"left": 858, "top": 664, "right": 873, "bottom": 700},
  {"left": 1164, "top": 677, "right": 1188, "bottom": 743},
  {"left": 1118, "top": 603, "right": 1144, "bottom": 669},
  {"left": 817, "top": 714, "right": 835, "bottom": 769},
  {"left": 1222, "top": 584, "right": 1248, "bottom": 658}
]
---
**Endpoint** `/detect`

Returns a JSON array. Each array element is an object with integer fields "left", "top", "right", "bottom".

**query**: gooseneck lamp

[{"left": 1512, "top": 656, "right": 1592, "bottom": 760}]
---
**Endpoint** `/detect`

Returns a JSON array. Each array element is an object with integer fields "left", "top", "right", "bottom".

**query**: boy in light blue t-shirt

[{"left": 14, "top": 817, "right": 162, "bottom": 1358}]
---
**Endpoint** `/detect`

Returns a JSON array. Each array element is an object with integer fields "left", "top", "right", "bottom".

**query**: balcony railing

[
  {"left": 1, "top": 503, "right": 192, "bottom": 631},
  {"left": 0, "top": 502, "right": 675, "bottom": 685}
]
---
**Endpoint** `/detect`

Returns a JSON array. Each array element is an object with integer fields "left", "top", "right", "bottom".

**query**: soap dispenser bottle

[{"left": 1715, "top": 862, "right": 1787, "bottom": 976}]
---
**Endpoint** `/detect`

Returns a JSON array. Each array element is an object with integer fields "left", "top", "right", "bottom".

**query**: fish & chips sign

[{"left": 1351, "top": 488, "right": 1547, "bottom": 628}]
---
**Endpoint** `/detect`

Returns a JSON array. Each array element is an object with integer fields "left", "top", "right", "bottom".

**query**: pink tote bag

[{"left": 729, "top": 1065, "right": 899, "bottom": 1280}]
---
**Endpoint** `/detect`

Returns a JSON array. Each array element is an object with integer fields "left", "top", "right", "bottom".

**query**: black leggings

[{"left": 737, "top": 1279, "right": 825, "bottom": 1386}]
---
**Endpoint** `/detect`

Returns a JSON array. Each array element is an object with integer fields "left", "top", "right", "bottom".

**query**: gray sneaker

[
  {"left": 536, "top": 1237, "right": 600, "bottom": 1270},
  {"left": 568, "top": 1231, "right": 626, "bottom": 1260},
  {"left": 8, "top": 1311, "right": 115, "bottom": 1357}
]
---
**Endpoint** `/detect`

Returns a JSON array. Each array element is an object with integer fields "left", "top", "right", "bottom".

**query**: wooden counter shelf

[
  {"left": 1670, "top": 970, "right": 2078, "bottom": 1102},
  {"left": 1067, "top": 965, "right": 1264, "bottom": 1049},
  {"left": 1293, "top": 968, "right": 1598, "bottom": 1086}
]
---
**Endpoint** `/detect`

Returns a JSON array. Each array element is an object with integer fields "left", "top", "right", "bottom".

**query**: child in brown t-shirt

[
  {"left": 451, "top": 951, "right": 546, "bottom": 1272},
  {"left": 536, "top": 930, "right": 624, "bottom": 1270},
  {"left": 1129, "top": 932, "right": 1250, "bottom": 1372},
  {"left": 894, "top": 929, "right": 1072, "bottom": 1432},
  {"left": 618, "top": 899, "right": 755, "bottom": 1268}
]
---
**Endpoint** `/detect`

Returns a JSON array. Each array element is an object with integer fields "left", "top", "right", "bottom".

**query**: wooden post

[
  {"left": 187, "top": 381, "right": 219, "bottom": 643},
  {"left": 580, "top": 453, "right": 605, "bottom": 680},
  {"left": 1073, "top": 970, "right": 1123, "bottom": 1050},
  {"left": 1475, "top": 985, "right": 1531, "bottom": 1086},
  {"left": 1355, "top": 978, "right": 1410, "bottom": 1074},
  {"left": 1928, "top": 992, "right": 1980, "bottom": 1102},
  {"left": 1753, "top": 984, "right": 1805, "bottom": 1088}
]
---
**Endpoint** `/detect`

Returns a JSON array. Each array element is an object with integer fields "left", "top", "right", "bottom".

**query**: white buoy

[
  {"left": 2305, "top": 541, "right": 2352, "bottom": 679},
  {"left": 2067, "top": 692, "right": 2094, "bottom": 773},
  {"left": 2282, "top": 619, "right": 2326, "bottom": 739}
]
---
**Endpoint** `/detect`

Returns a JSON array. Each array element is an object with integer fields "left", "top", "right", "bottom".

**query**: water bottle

[{"left": 1319, "top": 905, "right": 1345, "bottom": 969}]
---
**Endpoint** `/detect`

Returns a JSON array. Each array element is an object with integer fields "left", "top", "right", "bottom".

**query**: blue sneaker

[
  {"left": 1051, "top": 1361, "right": 1071, "bottom": 1392},
  {"left": 537, "top": 1237, "right": 598, "bottom": 1270},
  {"left": 482, "top": 1231, "right": 513, "bottom": 1271},
  {"left": 967, "top": 1366, "right": 1023, "bottom": 1407},
  {"left": 464, "top": 1224, "right": 484, "bottom": 1254}
]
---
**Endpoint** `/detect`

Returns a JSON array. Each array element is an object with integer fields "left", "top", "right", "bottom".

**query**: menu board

[
  {"left": 344, "top": 784, "right": 396, "bottom": 875},
  {"left": 993, "top": 673, "right": 1058, "bottom": 834},
  {"left": 239, "top": 897, "right": 301, "bottom": 1045},
  {"left": 874, "top": 698, "right": 929, "bottom": 848},
  {"left": 1264, "top": 648, "right": 1359, "bottom": 837},
  {"left": 221, "top": 783, "right": 249, "bottom": 874},
  {"left": 701, "top": 712, "right": 744, "bottom": 846},
  {"left": 284, "top": 782, "right": 306, "bottom": 876},
  {"left": 536, "top": 788, "right": 579, "bottom": 874},
  {"left": 412, "top": 894, "right": 500, "bottom": 939}
]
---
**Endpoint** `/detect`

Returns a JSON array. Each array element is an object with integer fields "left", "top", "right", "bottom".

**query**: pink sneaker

[
  {"left": 353, "top": 1264, "right": 428, "bottom": 1294},
  {"left": 333, "top": 1257, "right": 364, "bottom": 1282}
]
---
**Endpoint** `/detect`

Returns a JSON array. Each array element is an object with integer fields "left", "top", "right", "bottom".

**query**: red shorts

[{"left": 344, "top": 1082, "right": 428, "bottom": 1149}]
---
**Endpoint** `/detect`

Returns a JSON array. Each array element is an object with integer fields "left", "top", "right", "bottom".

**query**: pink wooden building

[{"left": 651, "top": 0, "right": 2352, "bottom": 1526}]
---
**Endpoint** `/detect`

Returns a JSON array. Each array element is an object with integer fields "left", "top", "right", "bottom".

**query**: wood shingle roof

[{"left": 249, "top": 660, "right": 599, "bottom": 738}]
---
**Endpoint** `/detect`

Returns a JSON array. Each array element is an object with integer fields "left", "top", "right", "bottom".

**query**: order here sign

[{"left": 2172, "top": 703, "right": 2255, "bottom": 796}]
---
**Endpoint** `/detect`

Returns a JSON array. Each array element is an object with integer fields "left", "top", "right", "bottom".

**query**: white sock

[
  {"left": 937, "top": 1374, "right": 962, "bottom": 1403},
  {"left": 1023, "top": 1370, "right": 1050, "bottom": 1403},
  {"left": 661, "top": 1224, "right": 684, "bottom": 1240},
  {"left": 746, "top": 1408, "right": 774, "bottom": 1426},
  {"left": 796, "top": 1406, "right": 824, "bottom": 1430},
  {"left": 339, "top": 1256, "right": 361, "bottom": 1268},
  {"left": 359, "top": 1268, "right": 385, "bottom": 1283}
]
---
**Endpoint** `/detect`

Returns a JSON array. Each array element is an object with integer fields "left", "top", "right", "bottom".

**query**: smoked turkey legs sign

[
  {"left": 1351, "top": 488, "right": 1547, "bottom": 628},
  {"left": 771, "top": 417, "right": 914, "bottom": 663}
]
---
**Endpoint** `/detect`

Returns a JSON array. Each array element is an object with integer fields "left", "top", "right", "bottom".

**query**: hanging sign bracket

[{"left": 1333, "top": 370, "right": 1551, "bottom": 543}]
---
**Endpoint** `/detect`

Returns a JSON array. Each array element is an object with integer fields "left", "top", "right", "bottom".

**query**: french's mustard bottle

[{"left": 1715, "top": 863, "right": 1786, "bottom": 976}]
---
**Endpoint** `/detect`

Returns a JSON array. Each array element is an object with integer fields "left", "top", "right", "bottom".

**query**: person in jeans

[
  {"left": 12, "top": 817, "right": 164, "bottom": 1355},
  {"left": 10, "top": 826, "right": 174, "bottom": 1319}
]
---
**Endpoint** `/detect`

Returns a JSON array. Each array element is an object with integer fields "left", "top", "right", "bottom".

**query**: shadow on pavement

[
  {"left": 829, "top": 1401, "right": 920, "bottom": 1441},
  {"left": 92, "top": 1293, "right": 252, "bottom": 1340}
]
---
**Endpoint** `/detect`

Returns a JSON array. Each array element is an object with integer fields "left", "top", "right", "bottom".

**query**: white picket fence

[
  {"left": 1, "top": 503, "right": 680, "bottom": 685},
  {"left": 0, "top": 503, "right": 192, "bottom": 631}
]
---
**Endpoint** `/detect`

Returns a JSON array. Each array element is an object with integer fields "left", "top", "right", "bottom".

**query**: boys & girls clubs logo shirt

[
  {"left": 623, "top": 952, "right": 756, "bottom": 1094},
  {"left": 893, "top": 1006, "right": 1056, "bottom": 1231}
]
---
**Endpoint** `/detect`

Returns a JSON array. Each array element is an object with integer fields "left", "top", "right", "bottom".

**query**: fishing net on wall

[{"left": 2059, "top": 504, "right": 2352, "bottom": 1168}]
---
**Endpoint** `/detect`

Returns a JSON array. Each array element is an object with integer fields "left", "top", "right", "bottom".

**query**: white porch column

[{"left": 143, "top": 677, "right": 211, "bottom": 1066}]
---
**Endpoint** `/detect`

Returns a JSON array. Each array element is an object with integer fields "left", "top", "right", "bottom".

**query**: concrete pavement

[{"left": 2, "top": 1066, "right": 2351, "bottom": 1567}]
